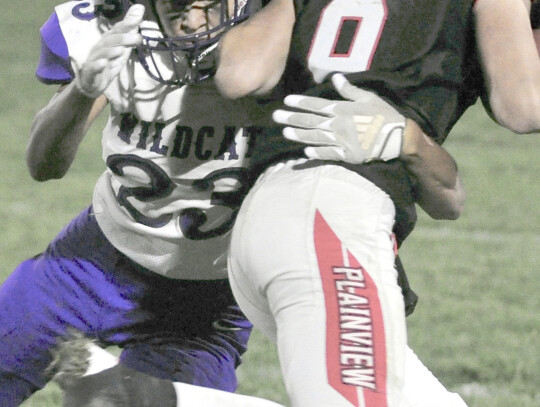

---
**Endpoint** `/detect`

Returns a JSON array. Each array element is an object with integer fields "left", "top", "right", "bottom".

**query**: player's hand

[
  {"left": 74, "top": 5, "right": 144, "bottom": 98},
  {"left": 273, "top": 73, "right": 405, "bottom": 163}
]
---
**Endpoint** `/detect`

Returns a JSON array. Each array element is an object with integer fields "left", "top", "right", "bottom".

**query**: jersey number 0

[{"left": 307, "top": 0, "right": 387, "bottom": 83}]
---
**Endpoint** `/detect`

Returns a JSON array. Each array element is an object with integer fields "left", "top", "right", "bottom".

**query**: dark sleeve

[
  {"left": 532, "top": 1, "right": 540, "bottom": 29},
  {"left": 292, "top": 0, "right": 306, "bottom": 16},
  {"left": 35, "top": 11, "right": 74, "bottom": 85}
]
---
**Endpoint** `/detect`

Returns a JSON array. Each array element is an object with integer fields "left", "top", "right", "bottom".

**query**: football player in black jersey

[{"left": 216, "top": 0, "right": 540, "bottom": 406}]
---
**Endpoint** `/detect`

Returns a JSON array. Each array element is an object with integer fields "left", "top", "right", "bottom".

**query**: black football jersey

[
  {"left": 285, "top": 0, "right": 481, "bottom": 143},
  {"left": 251, "top": 0, "right": 481, "bottom": 247}
]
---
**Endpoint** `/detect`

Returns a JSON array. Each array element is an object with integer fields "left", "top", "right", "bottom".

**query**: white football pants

[{"left": 228, "top": 159, "right": 467, "bottom": 407}]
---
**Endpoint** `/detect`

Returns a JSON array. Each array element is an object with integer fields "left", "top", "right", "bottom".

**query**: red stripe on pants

[{"left": 314, "top": 210, "right": 388, "bottom": 407}]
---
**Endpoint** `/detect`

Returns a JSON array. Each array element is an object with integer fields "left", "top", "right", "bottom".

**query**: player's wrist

[
  {"left": 400, "top": 119, "right": 425, "bottom": 158},
  {"left": 73, "top": 66, "right": 107, "bottom": 99},
  {"left": 71, "top": 78, "right": 103, "bottom": 100}
]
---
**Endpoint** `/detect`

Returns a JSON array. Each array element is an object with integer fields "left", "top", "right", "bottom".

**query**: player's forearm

[
  {"left": 400, "top": 120, "right": 465, "bottom": 220},
  {"left": 27, "top": 83, "right": 106, "bottom": 181},
  {"left": 214, "top": 0, "right": 295, "bottom": 99},
  {"left": 475, "top": 0, "right": 540, "bottom": 133}
]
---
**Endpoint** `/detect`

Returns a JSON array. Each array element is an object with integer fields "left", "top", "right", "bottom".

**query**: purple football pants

[{"left": 0, "top": 206, "right": 252, "bottom": 406}]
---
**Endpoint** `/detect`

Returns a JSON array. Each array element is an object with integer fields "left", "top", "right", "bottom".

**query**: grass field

[{"left": 2, "top": 1, "right": 539, "bottom": 406}]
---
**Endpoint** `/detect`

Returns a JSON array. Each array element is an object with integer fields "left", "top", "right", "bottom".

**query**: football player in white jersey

[{"left": 0, "top": 0, "right": 281, "bottom": 405}]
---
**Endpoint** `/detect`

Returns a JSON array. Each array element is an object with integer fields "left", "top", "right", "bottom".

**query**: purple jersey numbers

[{"left": 72, "top": 2, "right": 97, "bottom": 21}]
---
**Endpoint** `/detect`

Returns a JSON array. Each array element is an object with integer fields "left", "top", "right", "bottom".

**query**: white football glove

[
  {"left": 273, "top": 73, "right": 405, "bottom": 164},
  {"left": 73, "top": 5, "right": 145, "bottom": 98}
]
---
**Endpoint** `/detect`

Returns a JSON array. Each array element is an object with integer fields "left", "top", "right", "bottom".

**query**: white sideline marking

[{"left": 413, "top": 226, "right": 540, "bottom": 244}]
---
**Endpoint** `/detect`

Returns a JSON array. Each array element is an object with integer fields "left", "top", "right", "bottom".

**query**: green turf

[{"left": 2, "top": 1, "right": 539, "bottom": 406}]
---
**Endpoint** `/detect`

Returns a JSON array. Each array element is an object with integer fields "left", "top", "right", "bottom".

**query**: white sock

[{"left": 173, "top": 382, "right": 286, "bottom": 407}]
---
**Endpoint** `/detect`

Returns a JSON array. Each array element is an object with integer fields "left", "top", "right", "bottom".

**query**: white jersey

[{"left": 53, "top": 1, "right": 267, "bottom": 279}]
